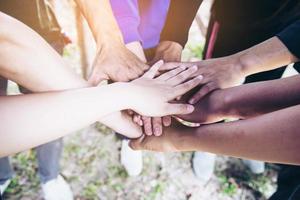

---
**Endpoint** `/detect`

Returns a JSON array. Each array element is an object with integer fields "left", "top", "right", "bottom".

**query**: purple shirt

[{"left": 110, "top": 0, "right": 170, "bottom": 49}]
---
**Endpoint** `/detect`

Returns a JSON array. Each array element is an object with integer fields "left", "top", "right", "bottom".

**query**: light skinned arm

[
  {"left": 0, "top": 67, "right": 201, "bottom": 157},
  {"left": 0, "top": 11, "right": 143, "bottom": 139},
  {"left": 74, "top": 0, "right": 148, "bottom": 84},
  {"left": 0, "top": 13, "right": 204, "bottom": 157},
  {"left": 130, "top": 104, "right": 300, "bottom": 165}
]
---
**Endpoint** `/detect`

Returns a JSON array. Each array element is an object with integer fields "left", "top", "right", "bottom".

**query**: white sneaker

[
  {"left": 0, "top": 179, "right": 11, "bottom": 195},
  {"left": 192, "top": 152, "right": 216, "bottom": 183},
  {"left": 121, "top": 140, "right": 143, "bottom": 176},
  {"left": 242, "top": 159, "right": 265, "bottom": 174},
  {"left": 42, "top": 175, "right": 73, "bottom": 200}
]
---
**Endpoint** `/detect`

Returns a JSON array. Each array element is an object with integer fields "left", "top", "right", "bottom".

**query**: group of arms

[{"left": 0, "top": 0, "right": 300, "bottom": 166}]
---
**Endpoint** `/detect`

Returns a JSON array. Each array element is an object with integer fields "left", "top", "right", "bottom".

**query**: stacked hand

[
  {"left": 128, "top": 61, "right": 203, "bottom": 117},
  {"left": 133, "top": 41, "right": 184, "bottom": 136},
  {"left": 88, "top": 42, "right": 149, "bottom": 85},
  {"left": 160, "top": 55, "right": 245, "bottom": 104}
]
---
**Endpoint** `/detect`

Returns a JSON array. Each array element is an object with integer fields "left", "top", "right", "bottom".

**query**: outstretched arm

[
  {"left": 180, "top": 74, "right": 300, "bottom": 124},
  {"left": 131, "top": 103, "right": 300, "bottom": 165},
  {"left": 162, "top": 36, "right": 299, "bottom": 103},
  {"left": 0, "top": 11, "right": 143, "bottom": 139},
  {"left": 0, "top": 13, "right": 201, "bottom": 157}
]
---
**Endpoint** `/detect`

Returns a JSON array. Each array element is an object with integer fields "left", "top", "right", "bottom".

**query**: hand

[
  {"left": 150, "top": 41, "right": 183, "bottom": 65},
  {"left": 132, "top": 115, "right": 172, "bottom": 136},
  {"left": 99, "top": 111, "right": 143, "bottom": 138},
  {"left": 129, "top": 120, "right": 186, "bottom": 152},
  {"left": 128, "top": 61, "right": 203, "bottom": 117},
  {"left": 88, "top": 42, "right": 149, "bottom": 85},
  {"left": 161, "top": 55, "right": 245, "bottom": 104},
  {"left": 139, "top": 41, "right": 182, "bottom": 136},
  {"left": 177, "top": 89, "right": 228, "bottom": 124}
]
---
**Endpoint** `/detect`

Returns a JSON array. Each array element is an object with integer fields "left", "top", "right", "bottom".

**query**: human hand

[
  {"left": 128, "top": 61, "right": 203, "bottom": 117},
  {"left": 131, "top": 115, "right": 172, "bottom": 136},
  {"left": 88, "top": 42, "right": 149, "bottom": 85},
  {"left": 99, "top": 111, "right": 143, "bottom": 138},
  {"left": 135, "top": 41, "right": 182, "bottom": 136},
  {"left": 177, "top": 89, "right": 228, "bottom": 124},
  {"left": 160, "top": 55, "right": 245, "bottom": 104},
  {"left": 149, "top": 41, "right": 183, "bottom": 65},
  {"left": 129, "top": 120, "right": 187, "bottom": 152}
]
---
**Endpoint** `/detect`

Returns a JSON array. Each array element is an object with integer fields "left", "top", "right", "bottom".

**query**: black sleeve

[
  {"left": 160, "top": 0, "right": 203, "bottom": 47},
  {"left": 277, "top": 20, "right": 300, "bottom": 59}
]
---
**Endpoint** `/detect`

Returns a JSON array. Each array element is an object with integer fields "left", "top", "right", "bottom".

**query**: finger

[
  {"left": 162, "top": 116, "right": 172, "bottom": 127},
  {"left": 142, "top": 60, "right": 164, "bottom": 79},
  {"left": 167, "top": 65, "right": 198, "bottom": 86},
  {"left": 189, "top": 82, "right": 218, "bottom": 104},
  {"left": 176, "top": 95, "right": 182, "bottom": 101},
  {"left": 164, "top": 104, "right": 195, "bottom": 116},
  {"left": 137, "top": 115, "right": 143, "bottom": 126},
  {"left": 129, "top": 135, "right": 145, "bottom": 150},
  {"left": 142, "top": 116, "right": 153, "bottom": 136},
  {"left": 127, "top": 110, "right": 134, "bottom": 115},
  {"left": 152, "top": 117, "right": 163, "bottom": 136},
  {"left": 140, "top": 62, "right": 150, "bottom": 71},
  {"left": 88, "top": 73, "right": 108, "bottom": 86},
  {"left": 133, "top": 114, "right": 143, "bottom": 126},
  {"left": 156, "top": 66, "right": 186, "bottom": 81},
  {"left": 172, "top": 75, "right": 204, "bottom": 99},
  {"left": 159, "top": 62, "right": 192, "bottom": 71}
]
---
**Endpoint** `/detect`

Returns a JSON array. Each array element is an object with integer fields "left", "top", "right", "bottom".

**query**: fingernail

[
  {"left": 187, "top": 105, "right": 194, "bottom": 112},
  {"left": 197, "top": 75, "right": 203, "bottom": 79},
  {"left": 180, "top": 66, "right": 186, "bottom": 70},
  {"left": 189, "top": 99, "right": 195, "bottom": 104},
  {"left": 191, "top": 65, "right": 198, "bottom": 70}
]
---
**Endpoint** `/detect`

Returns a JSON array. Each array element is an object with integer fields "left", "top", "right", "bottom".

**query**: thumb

[
  {"left": 165, "top": 104, "right": 194, "bottom": 116},
  {"left": 88, "top": 72, "right": 108, "bottom": 86},
  {"left": 129, "top": 135, "right": 145, "bottom": 150}
]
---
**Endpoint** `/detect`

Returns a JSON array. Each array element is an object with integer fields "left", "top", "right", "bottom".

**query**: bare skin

[
  {"left": 135, "top": 41, "right": 185, "bottom": 136},
  {"left": 125, "top": 41, "right": 184, "bottom": 136},
  {"left": 74, "top": 0, "right": 149, "bottom": 84},
  {"left": 130, "top": 103, "right": 300, "bottom": 165},
  {"left": 129, "top": 37, "right": 300, "bottom": 165},
  {"left": 0, "top": 13, "right": 204, "bottom": 157},
  {"left": 161, "top": 37, "right": 299, "bottom": 103},
  {"left": 178, "top": 75, "right": 300, "bottom": 124}
]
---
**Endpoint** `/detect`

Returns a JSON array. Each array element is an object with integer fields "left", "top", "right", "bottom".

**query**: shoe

[
  {"left": 0, "top": 179, "right": 11, "bottom": 195},
  {"left": 121, "top": 140, "right": 143, "bottom": 176},
  {"left": 192, "top": 152, "right": 216, "bottom": 183},
  {"left": 42, "top": 175, "right": 73, "bottom": 200},
  {"left": 242, "top": 159, "right": 265, "bottom": 174}
]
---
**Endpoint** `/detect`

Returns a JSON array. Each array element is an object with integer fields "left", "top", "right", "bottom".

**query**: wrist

[
  {"left": 208, "top": 90, "right": 232, "bottom": 118},
  {"left": 108, "top": 82, "right": 133, "bottom": 111},
  {"left": 233, "top": 50, "right": 261, "bottom": 77},
  {"left": 119, "top": 82, "right": 141, "bottom": 111},
  {"left": 95, "top": 33, "right": 124, "bottom": 51},
  {"left": 158, "top": 41, "right": 183, "bottom": 50}
]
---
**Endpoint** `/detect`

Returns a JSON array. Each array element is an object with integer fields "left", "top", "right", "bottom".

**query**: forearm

[
  {"left": 222, "top": 75, "right": 300, "bottom": 119},
  {"left": 0, "top": 12, "right": 142, "bottom": 152},
  {"left": 234, "top": 37, "right": 298, "bottom": 77},
  {"left": 0, "top": 83, "right": 130, "bottom": 157},
  {"left": 177, "top": 104, "right": 300, "bottom": 165},
  {"left": 74, "top": 0, "right": 123, "bottom": 47},
  {"left": 0, "top": 12, "right": 88, "bottom": 92},
  {"left": 181, "top": 75, "right": 300, "bottom": 123}
]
